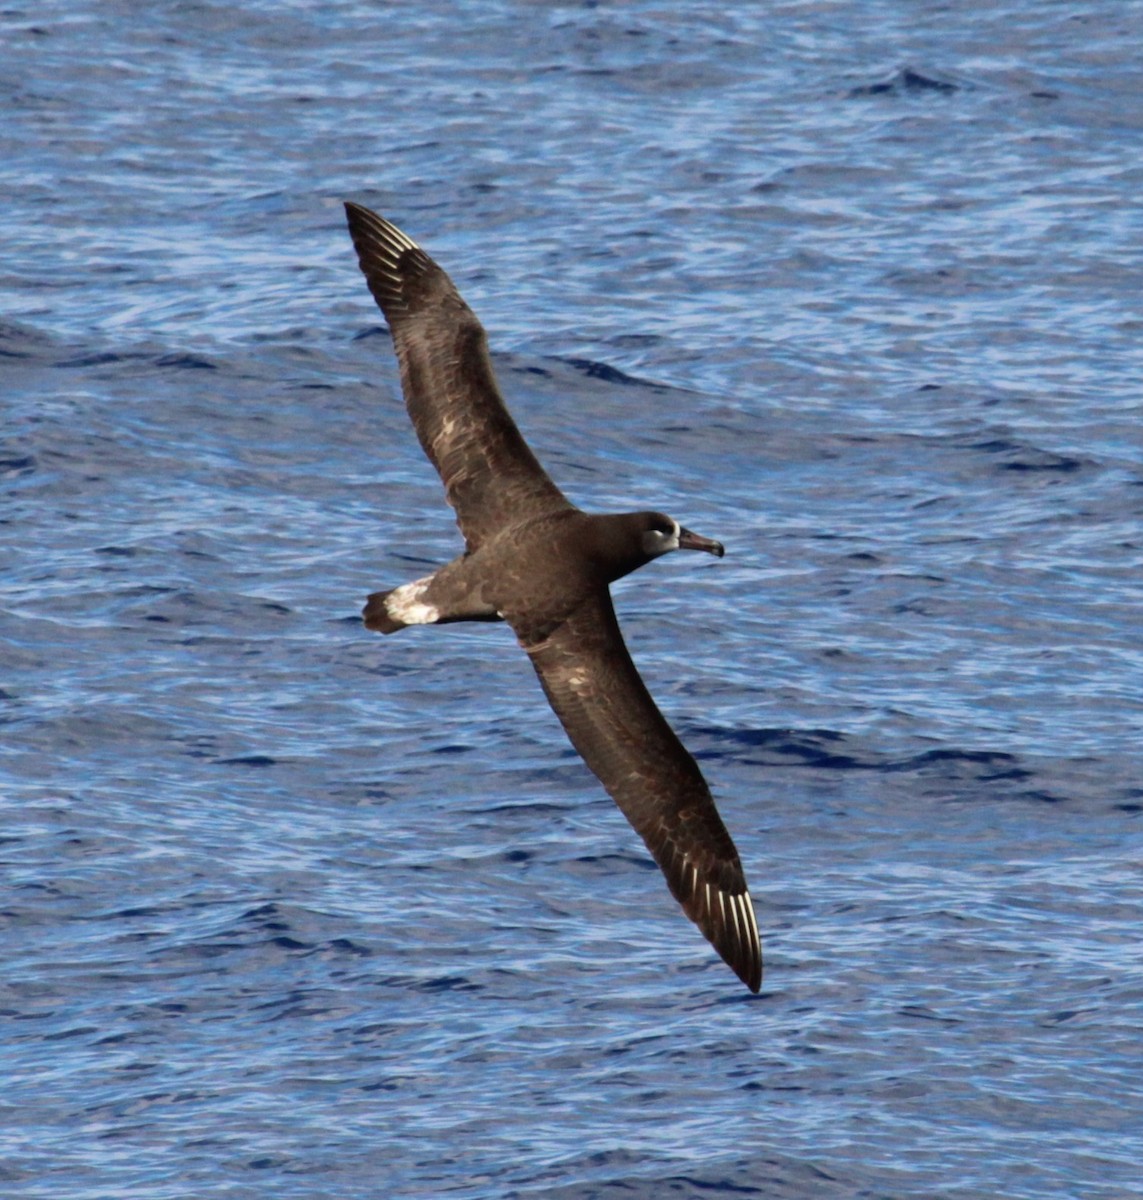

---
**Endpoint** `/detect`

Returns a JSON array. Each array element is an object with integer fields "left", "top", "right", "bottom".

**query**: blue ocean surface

[{"left": 3, "top": 2, "right": 1142, "bottom": 1197}]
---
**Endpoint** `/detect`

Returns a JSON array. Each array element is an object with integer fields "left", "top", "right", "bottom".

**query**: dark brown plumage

[{"left": 344, "top": 201, "right": 762, "bottom": 993}]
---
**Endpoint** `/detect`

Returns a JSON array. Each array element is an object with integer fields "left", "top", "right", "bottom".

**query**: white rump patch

[{"left": 386, "top": 576, "right": 440, "bottom": 625}]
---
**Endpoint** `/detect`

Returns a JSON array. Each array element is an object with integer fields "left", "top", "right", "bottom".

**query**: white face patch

[
  {"left": 385, "top": 576, "right": 440, "bottom": 625},
  {"left": 642, "top": 518, "right": 681, "bottom": 559}
]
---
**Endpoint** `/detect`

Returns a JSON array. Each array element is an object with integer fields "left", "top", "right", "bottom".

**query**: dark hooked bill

[{"left": 678, "top": 527, "right": 725, "bottom": 558}]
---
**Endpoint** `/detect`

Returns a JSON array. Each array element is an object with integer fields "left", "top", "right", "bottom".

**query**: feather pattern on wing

[
  {"left": 520, "top": 591, "right": 762, "bottom": 992},
  {"left": 344, "top": 203, "right": 571, "bottom": 550}
]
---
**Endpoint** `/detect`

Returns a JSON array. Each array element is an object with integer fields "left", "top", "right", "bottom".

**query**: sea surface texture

[{"left": 3, "top": 3, "right": 1141, "bottom": 1197}]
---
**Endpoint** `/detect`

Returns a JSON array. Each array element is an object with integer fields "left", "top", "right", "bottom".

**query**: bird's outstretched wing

[
  {"left": 344, "top": 202, "right": 571, "bottom": 550},
  {"left": 521, "top": 591, "right": 762, "bottom": 992}
]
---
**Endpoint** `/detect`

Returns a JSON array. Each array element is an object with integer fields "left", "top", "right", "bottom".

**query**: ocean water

[{"left": 3, "top": 2, "right": 1142, "bottom": 1197}]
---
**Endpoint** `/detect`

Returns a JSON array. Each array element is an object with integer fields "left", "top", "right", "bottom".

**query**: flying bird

[{"left": 344, "top": 202, "right": 761, "bottom": 992}]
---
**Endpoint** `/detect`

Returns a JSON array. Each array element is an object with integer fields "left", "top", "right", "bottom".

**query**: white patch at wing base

[{"left": 386, "top": 576, "right": 440, "bottom": 625}]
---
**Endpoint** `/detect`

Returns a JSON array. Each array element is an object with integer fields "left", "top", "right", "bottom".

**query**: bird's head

[{"left": 638, "top": 511, "right": 725, "bottom": 561}]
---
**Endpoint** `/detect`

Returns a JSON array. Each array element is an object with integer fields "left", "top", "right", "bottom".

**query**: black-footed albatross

[{"left": 344, "top": 202, "right": 761, "bottom": 993}]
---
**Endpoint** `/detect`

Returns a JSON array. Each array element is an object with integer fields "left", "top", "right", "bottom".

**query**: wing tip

[
  {"left": 741, "top": 951, "right": 763, "bottom": 995},
  {"left": 688, "top": 878, "right": 763, "bottom": 994},
  {"left": 343, "top": 201, "right": 421, "bottom": 253},
  {"left": 736, "top": 888, "right": 764, "bottom": 994},
  {"left": 344, "top": 202, "right": 441, "bottom": 324},
  {"left": 727, "top": 913, "right": 763, "bottom": 994}
]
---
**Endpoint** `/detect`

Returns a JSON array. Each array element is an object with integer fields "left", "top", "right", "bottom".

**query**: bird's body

[{"left": 344, "top": 202, "right": 762, "bottom": 992}]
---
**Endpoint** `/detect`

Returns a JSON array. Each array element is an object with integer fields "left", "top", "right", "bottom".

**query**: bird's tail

[{"left": 363, "top": 589, "right": 406, "bottom": 634}]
